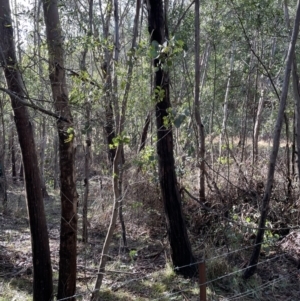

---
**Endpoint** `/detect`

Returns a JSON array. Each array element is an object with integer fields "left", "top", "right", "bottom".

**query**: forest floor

[{"left": 1, "top": 154, "right": 300, "bottom": 300}]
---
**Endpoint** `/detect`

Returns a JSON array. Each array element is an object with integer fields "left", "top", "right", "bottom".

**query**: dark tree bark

[
  {"left": 138, "top": 111, "right": 151, "bottom": 153},
  {"left": 0, "top": 0, "right": 53, "bottom": 299},
  {"left": 9, "top": 118, "right": 16, "bottom": 183},
  {"left": 147, "top": 0, "right": 196, "bottom": 277},
  {"left": 42, "top": 0, "right": 78, "bottom": 299},
  {"left": 0, "top": 97, "right": 7, "bottom": 212}
]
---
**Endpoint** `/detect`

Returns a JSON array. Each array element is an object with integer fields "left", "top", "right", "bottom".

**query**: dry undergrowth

[{"left": 1, "top": 143, "right": 300, "bottom": 300}]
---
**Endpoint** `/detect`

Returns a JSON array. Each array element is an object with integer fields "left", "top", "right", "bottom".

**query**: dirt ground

[{"left": 1, "top": 177, "right": 300, "bottom": 301}]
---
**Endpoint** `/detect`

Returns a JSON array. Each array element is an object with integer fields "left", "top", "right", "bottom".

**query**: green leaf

[{"left": 150, "top": 40, "right": 159, "bottom": 58}]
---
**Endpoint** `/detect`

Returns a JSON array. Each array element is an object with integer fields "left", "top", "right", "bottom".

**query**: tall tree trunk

[
  {"left": 138, "top": 111, "right": 151, "bottom": 153},
  {"left": 292, "top": 110, "right": 296, "bottom": 178},
  {"left": 147, "top": 0, "right": 196, "bottom": 277},
  {"left": 0, "top": 1, "right": 53, "bottom": 299},
  {"left": 243, "top": 0, "right": 300, "bottom": 279},
  {"left": 284, "top": 114, "right": 292, "bottom": 200},
  {"left": 42, "top": 0, "right": 78, "bottom": 299},
  {"left": 39, "top": 118, "right": 48, "bottom": 197},
  {"left": 83, "top": 126, "right": 91, "bottom": 243},
  {"left": 292, "top": 61, "right": 300, "bottom": 183},
  {"left": 112, "top": 0, "right": 127, "bottom": 247},
  {"left": 53, "top": 135, "right": 59, "bottom": 189},
  {"left": 219, "top": 42, "right": 235, "bottom": 158},
  {"left": 79, "top": 0, "right": 94, "bottom": 244},
  {"left": 9, "top": 116, "right": 16, "bottom": 183},
  {"left": 240, "top": 42, "right": 255, "bottom": 163},
  {"left": 253, "top": 78, "right": 265, "bottom": 163},
  {"left": 99, "top": 0, "right": 116, "bottom": 165},
  {"left": 0, "top": 97, "right": 7, "bottom": 212},
  {"left": 194, "top": 0, "right": 206, "bottom": 202},
  {"left": 209, "top": 44, "right": 217, "bottom": 174},
  {"left": 91, "top": 1, "right": 141, "bottom": 298},
  {"left": 35, "top": 0, "right": 48, "bottom": 198},
  {"left": 285, "top": 0, "right": 300, "bottom": 192}
]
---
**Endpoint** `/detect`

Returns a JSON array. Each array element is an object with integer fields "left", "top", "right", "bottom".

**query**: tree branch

[
  {"left": 230, "top": 0, "right": 280, "bottom": 101},
  {"left": 171, "top": 0, "right": 195, "bottom": 36},
  {"left": 0, "top": 87, "right": 71, "bottom": 123}
]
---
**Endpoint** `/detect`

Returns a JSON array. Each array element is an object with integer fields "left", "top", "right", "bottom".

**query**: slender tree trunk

[
  {"left": 240, "top": 44, "right": 255, "bottom": 163},
  {"left": 0, "top": 97, "right": 7, "bottom": 212},
  {"left": 91, "top": 1, "right": 141, "bottom": 298},
  {"left": 82, "top": 98, "right": 91, "bottom": 243},
  {"left": 10, "top": 117, "right": 16, "bottom": 183},
  {"left": 116, "top": 0, "right": 141, "bottom": 248},
  {"left": 252, "top": 37, "right": 276, "bottom": 165},
  {"left": 285, "top": 115, "right": 292, "bottom": 199},
  {"left": 292, "top": 61, "right": 300, "bottom": 185},
  {"left": 243, "top": 0, "right": 300, "bottom": 279},
  {"left": 79, "top": 0, "right": 94, "bottom": 244},
  {"left": 35, "top": 1, "right": 48, "bottom": 198},
  {"left": 53, "top": 135, "right": 59, "bottom": 189},
  {"left": 98, "top": 0, "right": 116, "bottom": 165},
  {"left": 138, "top": 111, "right": 151, "bottom": 153},
  {"left": 147, "top": 0, "right": 196, "bottom": 277},
  {"left": 83, "top": 133, "right": 91, "bottom": 243},
  {"left": 194, "top": 0, "right": 206, "bottom": 202},
  {"left": 112, "top": 0, "right": 128, "bottom": 248},
  {"left": 42, "top": 1, "right": 78, "bottom": 299},
  {"left": 0, "top": 1, "right": 53, "bottom": 298},
  {"left": 292, "top": 110, "right": 296, "bottom": 178},
  {"left": 91, "top": 144, "right": 122, "bottom": 301},
  {"left": 253, "top": 79, "right": 265, "bottom": 162},
  {"left": 285, "top": 0, "right": 299, "bottom": 191},
  {"left": 209, "top": 44, "right": 217, "bottom": 174},
  {"left": 200, "top": 44, "right": 211, "bottom": 97},
  {"left": 219, "top": 43, "right": 235, "bottom": 158},
  {"left": 40, "top": 118, "right": 48, "bottom": 197}
]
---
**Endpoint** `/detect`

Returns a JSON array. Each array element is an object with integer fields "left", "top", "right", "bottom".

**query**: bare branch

[
  {"left": 0, "top": 87, "right": 71, "bottom": 123},
  {"left": 171, "top": 0, "right": 195, "bottom": 36}
]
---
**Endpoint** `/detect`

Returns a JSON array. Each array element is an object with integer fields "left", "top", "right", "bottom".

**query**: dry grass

[{"left": 1, "top": 139, "right": 300, "bottom": 300}]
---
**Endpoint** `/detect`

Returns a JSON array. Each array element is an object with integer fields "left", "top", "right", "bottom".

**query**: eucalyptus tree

[
  {"left": 147, "top": 0, "right": 196, "bottom": 277},
  {"left": 194, "top": 0, "right": 206, "bottom": 202},
  {"left": 243, "top": 0, "right": 300, "bottom": 279},
  {"left": 9, "top": 117, "right": 16, "bottom": 182},
  {"left": 284, "top": 0, "right": 300, "bottom": 184},
  {"left": 42, "top": 0, "right": 78, "bottom": 299},
  {"left": 0, "top": 94, "right": 7, "bottom": 211},
  {"left": 0, "top": 0, "right": 53, "bottom": 299},
  {"left": 33, "top": 0, "right": 49, "bottom": 197}
]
